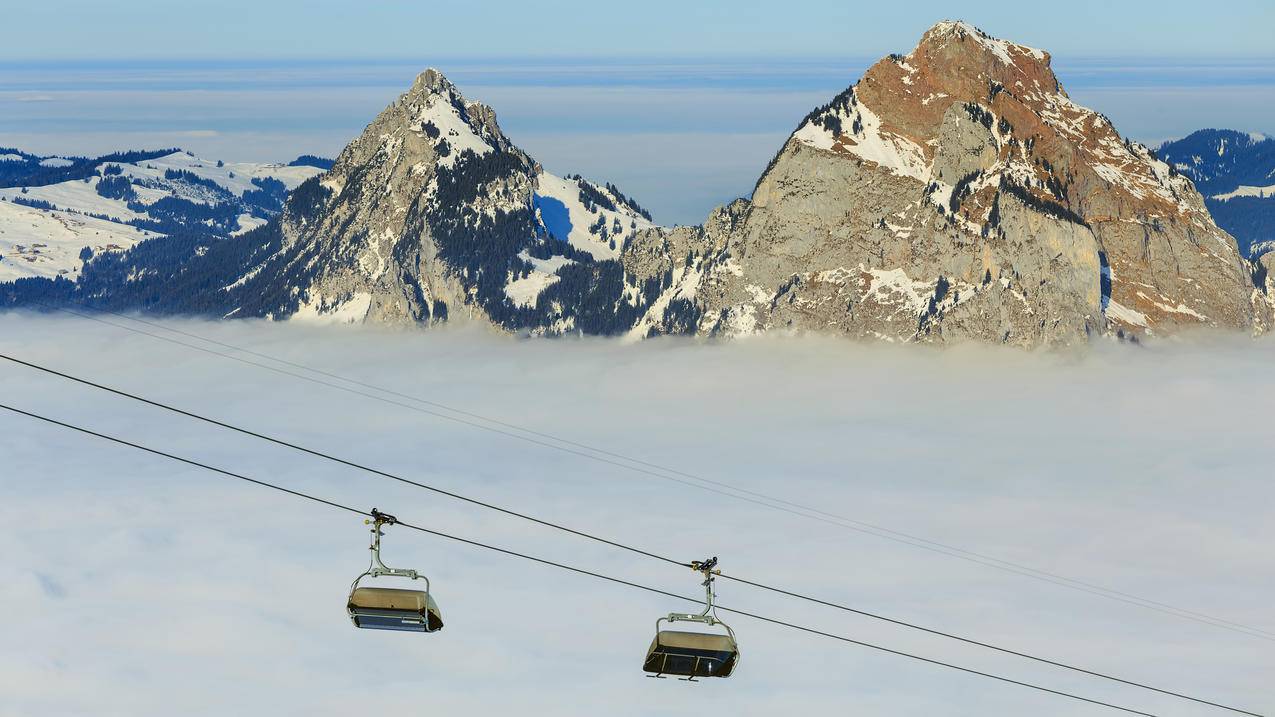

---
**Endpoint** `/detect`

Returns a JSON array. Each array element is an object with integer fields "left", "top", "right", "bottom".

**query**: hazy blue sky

[{"left": 5, "top": 0, "right": 1274, "bottom": 60}]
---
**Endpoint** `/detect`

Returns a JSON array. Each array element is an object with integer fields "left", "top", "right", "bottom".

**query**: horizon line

[{"left": 5, "top": 53, "right": 1275, "bottom": 67}]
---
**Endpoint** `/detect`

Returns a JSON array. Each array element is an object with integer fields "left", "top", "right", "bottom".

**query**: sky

[
  {"left": 4, "top": 0, "right": 1274, "bottom": 60},
  {"left": 2, "top": 2, "right": 1274, "bottom": 223},
  {"left": 1, "top": 314, "right": 1273, "bottom": 716}
]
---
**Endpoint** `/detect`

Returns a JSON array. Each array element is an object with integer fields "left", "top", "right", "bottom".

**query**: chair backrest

[
  {"left": 350, "top": 586, "right": 430, "bottom": 611},
  {"left": 348, "top": 586, "right": 444, "bottom": 632}
]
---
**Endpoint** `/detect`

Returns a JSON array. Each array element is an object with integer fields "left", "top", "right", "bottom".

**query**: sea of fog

[
  {"left": 3, "top": 58, "right": 1274, "bottom": 225},
  {"left": 1, "top": 313, "right": 1272, "bottom": 716}
]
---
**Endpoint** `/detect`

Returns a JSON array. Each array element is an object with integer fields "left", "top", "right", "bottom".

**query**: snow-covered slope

[
  {"left": 0, "top": 178, "right": 152, "bottom": 222},
  {"left": 0, "top": 200, "right": 156, "bottom": 282},
  {"left": 0, "top": 152, "right": 321, "bottom": 223},
  {"left": 533, "top": 171, "right": 655, "bottom": 260},
  {"left": 1212, "top": 183, "right": 1275, "bottom": 201},
  {"left": 129, "top": 152, "right": 322, "bottom": 197},
  {"left": 0, "top": 150, "right": 323, "bottom": 280},
  {"left": 504, "top": 251, "right": 575, "bottom": 308}
]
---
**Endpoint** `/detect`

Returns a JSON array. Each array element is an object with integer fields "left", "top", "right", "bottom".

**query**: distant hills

[
  {"left": 1158, "top": 129, "right": 1275, "bottom": 258},
  {"left": 0, "top": 149, "right": 327, "bottom": 282}
]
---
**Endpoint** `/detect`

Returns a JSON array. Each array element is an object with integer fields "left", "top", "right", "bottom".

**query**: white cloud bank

[{"left": 0, "top": 314, "right": 1272, "bottom": 717}]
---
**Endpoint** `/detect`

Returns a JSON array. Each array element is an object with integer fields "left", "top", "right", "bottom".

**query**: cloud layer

[{"left": 1, "top": 314, "right": 1272, "bottom": 716}]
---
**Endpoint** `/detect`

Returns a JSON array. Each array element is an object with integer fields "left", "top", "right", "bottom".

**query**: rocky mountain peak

[
  {"left": 918, "top": 20, "right": 1052, "bottom": 70},
  {"left": 147, "top": 66, "right": 650, "bottom": 332},
  {"left": 408, "top": 67, "right": 456, "bottom": 95},
  {"left": 633, "top": 21, "right": 1275, "bottom": 345},
  {"left": 384, "top": 68, "right": 515, "bottom": 160},
  {"left": 888, "top": 21, "right": 1059, "bottom": 121}
]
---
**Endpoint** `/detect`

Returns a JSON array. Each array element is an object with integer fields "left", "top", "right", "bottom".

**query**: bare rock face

[
  {"left": 636, "top": 21, "right": 1262, "bottom": 345},
  {"left": 623, "top": 201, "right": 744, "bottom": 337},
  {"left": 1253, "top": 252, "right": 1275, "bottom": 333},
  {"left": 932, "top": 102, "right": 1000, "bottom": 184}
]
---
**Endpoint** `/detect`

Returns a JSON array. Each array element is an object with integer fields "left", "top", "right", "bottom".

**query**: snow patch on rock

[
  {"left": 290, "top": 292, "right": 372, "bottom": 325},
  {"left": 1105, "top": 300, "right": 1148, "bottom": 328},
  {"left": 414, "top": 94, "right": 494, "bottom": 169},
  {"left": 864, "top": 267, "right": 933, "bottom": 317}
]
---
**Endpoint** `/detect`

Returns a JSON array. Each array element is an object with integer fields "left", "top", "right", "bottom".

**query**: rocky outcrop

[
  {"left": 633, "top": 21, "right": 1263, "bottom": 345},
  {"left": 1253, "top": 252, "right": 1275, "bottom": 333}
]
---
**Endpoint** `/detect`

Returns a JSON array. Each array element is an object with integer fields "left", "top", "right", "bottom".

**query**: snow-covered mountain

[
  {"left": 0, "top": 149, "right": 324, "bottom": 283},
  {"left": 2, "top": 22, "right": 1272, "bottom": 343},
  {"left": 1158, "top": 129, "right": 1275, "bottom": 258}
]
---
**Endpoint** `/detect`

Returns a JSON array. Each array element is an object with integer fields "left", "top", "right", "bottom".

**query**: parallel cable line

[
  {"left": 17, "top": 302, "right": 1275, "bottom": 644},
  {"left": 0, "top": 401, "right": 1172, "bottom": 717},
  {"left": 0, "top": 352, "right": 688, "bottom": 569},
  {"left": 0, "top": 359, "right": 1264, "bottom": 717},
  {"left": 715, "top": 573, "right": 1259, "bottom": 716}
]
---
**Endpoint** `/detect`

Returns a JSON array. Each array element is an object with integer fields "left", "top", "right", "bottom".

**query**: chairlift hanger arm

[
  {"left": 664, "top": 556, "right": 729, "bottom": 627},
  {"left": 363, "top": 509, "right": 421, "bottom": 580}
]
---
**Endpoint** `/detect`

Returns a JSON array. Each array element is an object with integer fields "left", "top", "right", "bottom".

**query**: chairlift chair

[
  {"left": 347, "top": 509, "right": 443, "bottom": 633},
  {"left": 643, "top": 557, "right": 739, "bottom": 680}
]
